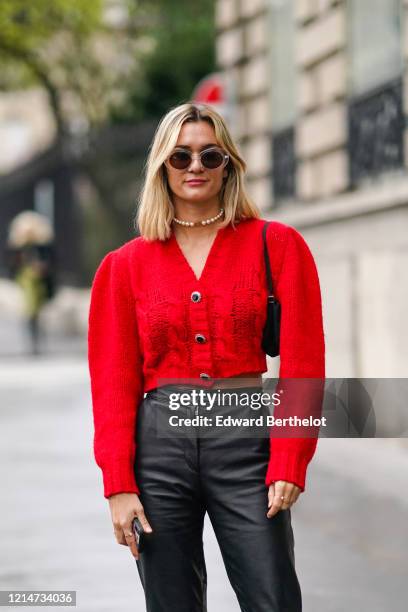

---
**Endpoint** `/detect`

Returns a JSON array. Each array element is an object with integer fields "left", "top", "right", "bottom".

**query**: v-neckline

[{"left": 170, "top": 223, "right": 230, "bottom": 284}]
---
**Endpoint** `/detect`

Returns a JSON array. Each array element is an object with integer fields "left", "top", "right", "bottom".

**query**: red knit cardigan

[{"left": 88, "top": 217, "right": 326, "bottom": 498}]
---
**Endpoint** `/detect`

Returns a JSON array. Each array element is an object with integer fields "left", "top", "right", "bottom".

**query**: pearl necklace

[{"left": 173, "top": 208, "right": 224, "bottom": 227}]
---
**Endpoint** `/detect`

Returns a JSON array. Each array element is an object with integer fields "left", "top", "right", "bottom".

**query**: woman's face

[{"left": 164, "top": 120, "right": 229, "bottom": 208}]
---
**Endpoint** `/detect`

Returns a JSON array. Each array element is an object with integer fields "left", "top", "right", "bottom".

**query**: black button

[
  {"left": 200, "top": 372, "right": 211, "bottom": 379},
  {"left": 191, "top": 291, "right": 202, "bottom": 303},
  {"left": 195, "top": 333, "right": 206, "bottom": 344}
]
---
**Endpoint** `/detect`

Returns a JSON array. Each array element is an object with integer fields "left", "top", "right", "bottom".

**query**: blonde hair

[{"left": 135, "top": 101, "right": 262, "bottom": 241}]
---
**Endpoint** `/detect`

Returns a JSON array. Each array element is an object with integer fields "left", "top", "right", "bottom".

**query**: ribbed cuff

[
  {"left": 264, "top": 450, "right": 311, "bottom": 492},
  {"left": 100, "top": 458, "right": 141, "bottom": 499}
]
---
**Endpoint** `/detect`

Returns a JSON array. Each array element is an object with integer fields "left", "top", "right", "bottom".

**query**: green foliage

[
  {"left": 0, "top": 0, "right": 101, "bottom": 50},
  {"left": 0, "top": 0, "right": 215, "bottom": 125},
  {"left": 110, "top": 0, "right": 215, "bottom": 122},
  {"left": 0, "top": 0, "right": 104, "bottom": 128},
  {"left": 0, "top": 0, "right": 216, "bottom": 258}
]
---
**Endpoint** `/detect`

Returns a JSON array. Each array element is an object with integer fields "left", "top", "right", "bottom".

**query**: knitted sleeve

[
  {"left": 88, "top": 249, "right": 144, "bottom": 499},
  {"left": 264, "top": 225, "right": 326, "bottom": 492}
]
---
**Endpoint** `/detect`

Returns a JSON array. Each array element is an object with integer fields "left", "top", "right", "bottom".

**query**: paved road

[
  {"left": 0, "top": 311, "right": 86, "bottom": 359},
  {"left": 0, "top": 351, "right": 407, "bottom": 611}
]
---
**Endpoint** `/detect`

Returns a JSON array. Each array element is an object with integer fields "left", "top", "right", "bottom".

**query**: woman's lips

[{"left": 186, "top": 180, "right": 206, "bottom": 186}]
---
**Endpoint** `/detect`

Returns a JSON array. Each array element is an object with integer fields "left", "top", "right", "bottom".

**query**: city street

[
  {"left": 2, "top": 1, "right": 408, "bottom": 610},
  {"left": 0, "top": 341, "right": 407, "bottom": 611}
]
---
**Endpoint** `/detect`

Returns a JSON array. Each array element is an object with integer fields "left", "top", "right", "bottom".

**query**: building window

[
  {"left": 347, "top": 0, "right": 404, "bottom": 185},
  {"left": 268, "top": 0, "right": 296, "bottom": 202},
  {"left": 272, "top": 127, "right": 296, "bottom": 201}
]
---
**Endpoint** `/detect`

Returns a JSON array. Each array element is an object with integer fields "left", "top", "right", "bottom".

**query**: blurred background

[{"left": 0, "top": 1, "right": 407, "bottom": 611}]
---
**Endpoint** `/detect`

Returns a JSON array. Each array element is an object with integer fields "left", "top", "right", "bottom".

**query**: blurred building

[
  {"left": 0, "top": 141, "right": 84, "bottom": 286},
  {"left": 216, "top": 0, "right": 408, "bottom": 378},
  {"left": 0, "top": 0, "right": 155, "bottom": 287},
  {"left": 0, "top": 89, "right": 56, "bottom": 175},
  {"left": 0, "top": 122, "right": 156, "bottom": 287}
]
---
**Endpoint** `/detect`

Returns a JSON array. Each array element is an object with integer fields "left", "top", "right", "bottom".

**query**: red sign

[{"left": 192, "top": 73, "right": 225, "bottom": 105}]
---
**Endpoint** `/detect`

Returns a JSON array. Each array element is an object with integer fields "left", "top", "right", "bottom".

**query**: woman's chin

[{"left": 180, "top": 190, "right": 213, "bottom": 201}]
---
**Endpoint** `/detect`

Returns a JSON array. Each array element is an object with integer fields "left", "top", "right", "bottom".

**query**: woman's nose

[{"left": 188, "top": 156, "right": 204, "bottom": 171}]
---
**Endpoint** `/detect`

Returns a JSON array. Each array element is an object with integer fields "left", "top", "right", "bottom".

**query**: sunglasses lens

[
  {"left": 202, "top": 150, "right": 225, "bottom": 169},
  {"left": 169, "top": 151, "right": 191, "bottom": 169},
  {"left": 168, "top": 149, "right": 227, "bottom": 169}
]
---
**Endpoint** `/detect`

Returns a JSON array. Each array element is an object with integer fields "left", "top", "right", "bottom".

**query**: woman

[{"left": 88, "top": 102, "right": 325, "bottom": 611}]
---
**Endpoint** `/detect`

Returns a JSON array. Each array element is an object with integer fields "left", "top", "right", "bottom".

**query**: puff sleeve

[
  {"left": 264, "top": 225, "right": 326, "bottom": 492},
  {"left": 87, "top": 249, "right": 144, "bottom": 499}
]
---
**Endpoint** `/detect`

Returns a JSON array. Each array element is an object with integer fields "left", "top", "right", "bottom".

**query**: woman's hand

[
  {"left": 108, "top": 492, "right": 153, "bottom": 560},
  {"left": 267, "top": 481, "right": 301, "bottom": 518}
]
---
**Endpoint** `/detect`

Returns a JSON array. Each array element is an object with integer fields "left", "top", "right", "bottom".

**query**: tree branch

[{"left": 0, "top": 39, "right": 66, "bottom": 136}]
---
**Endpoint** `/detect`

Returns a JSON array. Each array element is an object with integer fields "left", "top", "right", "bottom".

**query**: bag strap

[{"left": 262, "top": 221, "right": 275, "bottom": 297}]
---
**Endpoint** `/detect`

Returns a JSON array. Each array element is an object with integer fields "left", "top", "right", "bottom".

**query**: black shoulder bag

[{"left": 261, "top": 221, "right": 281, "bottom": 357}]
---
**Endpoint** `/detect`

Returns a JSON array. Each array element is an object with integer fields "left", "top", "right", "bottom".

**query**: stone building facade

[{"left": 216, "top": 0, "right": 408, "bottom": 390}]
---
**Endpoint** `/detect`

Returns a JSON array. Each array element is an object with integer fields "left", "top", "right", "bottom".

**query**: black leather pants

[{"left": 134, "top": 384, "right": 302, "bottom": 612}]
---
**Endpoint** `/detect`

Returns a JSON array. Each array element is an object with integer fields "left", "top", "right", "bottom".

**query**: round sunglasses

[{"left": 166, "top": 147, "right": 230, "bottom": 170}]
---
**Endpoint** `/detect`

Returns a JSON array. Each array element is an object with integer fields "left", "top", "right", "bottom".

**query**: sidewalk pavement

[{"left": 0, "top": 353, "right": 407, "bottom": 611}]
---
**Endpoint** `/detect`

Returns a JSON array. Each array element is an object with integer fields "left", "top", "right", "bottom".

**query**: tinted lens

[
  {"left": 169, "top": 151, "right": 191, "bottom": 169},
  {"left": 201, "top": 150, "right": 224, "bottom": 169}
]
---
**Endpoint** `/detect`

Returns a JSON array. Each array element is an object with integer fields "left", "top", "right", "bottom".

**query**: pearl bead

[{"left": 174, "top": 208, "right": 224, "bottom": 227}]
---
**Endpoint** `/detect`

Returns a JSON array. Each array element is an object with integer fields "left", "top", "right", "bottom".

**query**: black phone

[{"left": 132, "top": 517, "right": 151, "bottom": 553}]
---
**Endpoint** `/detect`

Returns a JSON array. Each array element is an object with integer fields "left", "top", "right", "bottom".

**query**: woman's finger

[
  {"left": 123, "top": 527, "right": 140, "bottom": 559},
  {"left": 267, "top": 483, "right": 285, "bottom": 518},
  {"left": 137, "top": 510, "right": 153, "bottom": 534},
  {"left": 291, "top": 487, "right": 301, "bottom": 504},
  {"left": 267, "top": 481, "right": 302, "bottom": 516},
  {"left": 113, "top": 525, "right": 128, "bottom": 546},
  {"left": 267, "top": 482, "right": 275, "bottom": 507},
  {"left": 113, "top": 521, "right": 141, "bottom": 559},
  {"left": 280, "top": 485, "right": 293, "bottom": 510},
  {"left": 283, "top": 484, "right": 301, "bottom": 509}
]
